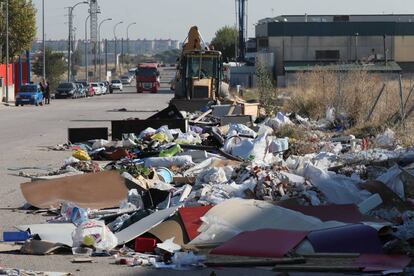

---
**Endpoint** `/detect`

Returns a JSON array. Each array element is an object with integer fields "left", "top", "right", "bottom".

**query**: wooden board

[{"left": 206, "top": 254, "right": 305, "bottom": 267}]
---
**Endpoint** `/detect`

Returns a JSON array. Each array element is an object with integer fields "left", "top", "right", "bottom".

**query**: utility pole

[
  {"left": 121, "top": 38, "right": 124, "bottom": 72},
  {"left": 89, "top": 0, "right": 99, "bottom": 80},
  {"left": 85, "top": 15, "right": 90, "bottom": 82},
  {"left": 67, "top": 7, "right": 72, "bottom": 81},
  {"left": 5, "top": 0, "right": 9, "bottom": 102},
  {"left": 67, "top": 1, "right": 88, "bottom": 82},
  {"left": 105, "top": 39, "right": 108, "bottom": 77},
  {"left": 42, "top": 0, "right": 46, "bottom": 81},
  {"left": 235, "top": 0, "right": 248, "bottom": 61}
]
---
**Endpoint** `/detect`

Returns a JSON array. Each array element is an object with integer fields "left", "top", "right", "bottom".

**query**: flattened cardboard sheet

[
  {"left": 20, "top": 240, "right": 70, "bottom": 255},
  {"left": 148, "top": 215, "right": 188, "bottom": 246},
  {"left": 211, "top": 229, "right": 308, "bottom": 258},
  {"left": 16, "top": 223, "right": 76, "bottom": 246},
  {"left": 21, "top": 171, "right": 128, "bottom": 209}
]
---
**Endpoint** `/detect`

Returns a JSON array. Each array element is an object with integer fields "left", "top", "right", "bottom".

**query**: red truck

[{"left": 136, "top": 63, "right": 160, "bottom": 93}]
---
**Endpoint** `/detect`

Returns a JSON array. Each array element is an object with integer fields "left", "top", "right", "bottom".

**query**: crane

[{"left": 236, "top": 0, "right": 248, "bottom": 61}]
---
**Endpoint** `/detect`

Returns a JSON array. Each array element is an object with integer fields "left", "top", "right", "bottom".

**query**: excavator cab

[
  {"left": 170, "top": 26, "right": 229, "bottom": 111},
  {"left": 182, "top": 51, "right": 222, "bottom": 100}
]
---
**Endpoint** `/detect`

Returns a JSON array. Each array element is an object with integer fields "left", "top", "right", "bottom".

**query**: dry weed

[{"left": 286, "top": 68, "right": 413, "bottom": 129}]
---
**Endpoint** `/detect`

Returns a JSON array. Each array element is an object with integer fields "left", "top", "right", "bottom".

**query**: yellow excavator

[{"left": 170, "top": 26, "right": 230, "bottom": 111}]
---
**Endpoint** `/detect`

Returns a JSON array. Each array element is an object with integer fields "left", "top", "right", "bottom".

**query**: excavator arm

[{"left": 183, "top": 26, "right": 208, "bottom": 52}]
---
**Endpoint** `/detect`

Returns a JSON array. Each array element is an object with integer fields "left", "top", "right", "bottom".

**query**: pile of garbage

[{"left": 4, "top": 106, "right": 414, "bottom": 273}]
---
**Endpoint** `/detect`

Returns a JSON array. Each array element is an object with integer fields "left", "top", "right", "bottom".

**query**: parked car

[
  {"left": 99, "top": 82, "right": 108, "bottom": 94},
  {"left": 121, "top": 75, "right": 132, "bottom": 85},
  {"left": 86, "top": 84, "right": 95, "bottom": 97},
  {"left": 55, "top": 82, "right": 77, "bottom": 99},
  {"left": 75, "top": 81, "right": 89, "bottom": 97},
  {"left": 74, "top": 83, "right": 86, "bottom": 98},
  {"left": 103, "top": 81, "right": 113, "bottom": 94},
  {"left": 15, "top": 84, "right": 44, "bottom": 106},
  {"left": 90, "top": 82, "right": 102, "bottom": 96},
  {"left": 128, "top": 68, "right": 137, "bottom": 77},
  {"left": 111, "top": 79, "right": 123, "bottom": 91}
]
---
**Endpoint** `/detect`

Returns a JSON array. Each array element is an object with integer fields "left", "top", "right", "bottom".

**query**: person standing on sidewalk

[
  {"left": 40, "top": 79, "right": 51, "bottom": 105},
  {"left": 44, "top": 81, "right": 51, "bottom": 105}
]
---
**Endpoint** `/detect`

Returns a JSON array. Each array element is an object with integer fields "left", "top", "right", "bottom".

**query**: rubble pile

[{"left": 3, "top": 105, "right": 414, "bottom": 274}]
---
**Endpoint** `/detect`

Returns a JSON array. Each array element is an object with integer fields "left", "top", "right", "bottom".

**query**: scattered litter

[{"left": 7, "top": 104, "right": 414, "bottom": 274}]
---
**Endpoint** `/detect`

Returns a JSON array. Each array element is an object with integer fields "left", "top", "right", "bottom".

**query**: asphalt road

[{"left": 0, "top": 69, "right": 338, "bottom": 276}]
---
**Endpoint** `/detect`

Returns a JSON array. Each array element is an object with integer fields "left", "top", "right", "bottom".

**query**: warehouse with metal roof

[{"left": 255, "top": 14, "right": 414, "bottom": 85}]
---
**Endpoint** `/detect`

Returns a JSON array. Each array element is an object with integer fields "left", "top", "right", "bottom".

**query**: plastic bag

[
  {"left": 228, "top": 124, "right": 257, "bottom": 138},
  {"left": 72, "top": 220, "right": 118, "bottom": 251},
  {"left": 92, "top": 139, "right": 109, "bottom": 150},
  {"left": 63, "top": 157, "right": 80, "bottom": 167},
  {"left": 72, "top": 150, "right": 91, "bottom": 161},
  {"left": 265, "top": 112, "right": 293, "bottom": 130},
  {"left": 159, "top": 144, "right": 183, "bottom": 157},
  {"left": 138, "top": 127, "right": 156, "bottom": 139},
  {"left": 326, "top": 107, "right": 336, "bottom": 123},
  {"left": 61, "top": 202, "right": 88, "bottom": 226},
  {"left": 175, "top": 133, "right": 202, "bottom": 145},
  {"left": 172, "top": 251, "right": 206, "bottom": 270},
  {"left": 107, "top": 214, "right": 131, "bottom": 232},
  {"left": 151, "top": 132, "right": 168, "bottom": 143},
  {"left": 144, "top": 156, "right": 194, "bottom": 168},
  {"left": 128, "top": 189, "right": 144, "bottom": 209},
  {"left": 269, "top": 137, "right": 289, "bottom": 153},
  {"left": 375, "top": 128, "right": 396, "bottom": 148}
]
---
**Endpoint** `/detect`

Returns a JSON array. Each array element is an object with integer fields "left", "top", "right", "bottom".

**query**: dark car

[
  {"left": 15, "top": 84, "right": 44, "bottom": 106},
  {"left": 55, "top": 82, "right": 77, "bottom": 99}
]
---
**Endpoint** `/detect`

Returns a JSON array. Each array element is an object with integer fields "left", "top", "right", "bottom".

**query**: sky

[{"left": 33, "top": 0, "right": 413, "bottom": 42}]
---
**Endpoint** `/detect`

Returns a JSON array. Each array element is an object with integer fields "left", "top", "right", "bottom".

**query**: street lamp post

[
  {"left": 98, "top": 18, "right": 112, "bottom": 81},
  {"left": 84, "top": 14, "right": 90, "bottom": 83},
  {"left": 113, "top": 21, "right": 123, "bottom": 74},
  {"left": 67, "top": 1, "right": 88, "bottom": 82},
  {"left": 126, "top": 22, "right": 137, "bottom": 66}
]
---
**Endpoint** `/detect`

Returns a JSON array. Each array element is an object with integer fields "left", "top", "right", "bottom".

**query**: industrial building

[{"left": 255, "top": 14, "right": 414, "bottom": 85}]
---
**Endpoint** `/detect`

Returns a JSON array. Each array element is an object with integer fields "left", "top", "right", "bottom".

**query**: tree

[
  {"left": 211, "top": 26, "right": 237, "bottom": 61},
  {"left": 71, "top": 48, "right": 82, "bottom": 77},
  {"left": 0, "top": 0, "right": 36, "bottom": 63},
  {"left": 256, "top": 61, "right": 277, "bottom": 116},
  {"left": 32, "top": 48, "right": 66, "bottom": 90}
]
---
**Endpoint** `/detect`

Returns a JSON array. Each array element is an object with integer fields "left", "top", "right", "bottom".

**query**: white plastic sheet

[
  {"left": 376, "top": 165, "right": 405, "bottom": 199},
  {"left": 303, "top": 164, "right": 371, "bottom": 204},
  {"left": 265, "top": 112, "right": 294, "bottom": 130}
]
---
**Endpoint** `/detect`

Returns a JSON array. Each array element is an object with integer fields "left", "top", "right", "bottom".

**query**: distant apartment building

[
  {"left": 32, "top": 39, "right": 179, "bottom": 56},
  {"left": 255, "top": 14, "right": 414, "bottom": 83}
]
